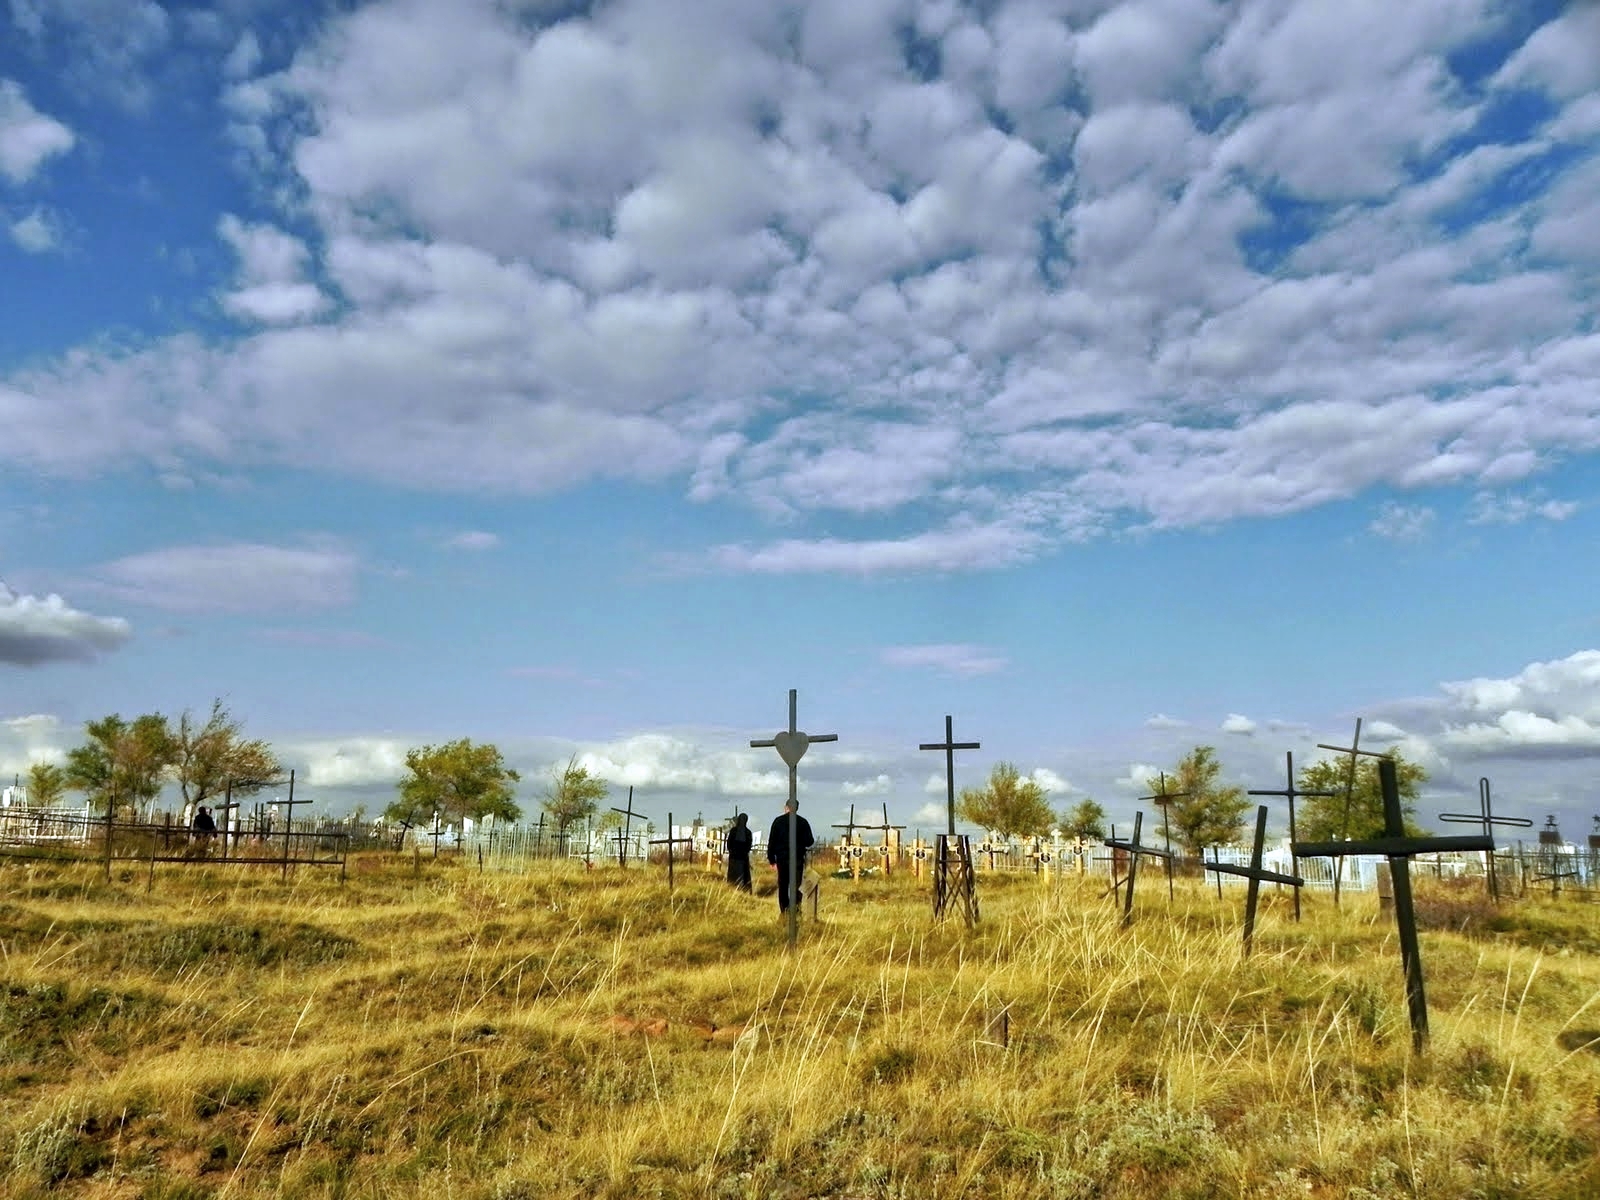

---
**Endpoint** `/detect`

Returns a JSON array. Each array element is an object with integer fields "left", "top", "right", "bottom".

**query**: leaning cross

[
  {"left": 1317, "top": 717, "right": 1383, "bottom": 905},
  {"left": 1438, "top": 777, "right": 1530, "bottom": 901},
  {"left": 1248, "top": 751, "right": 1337, "bottom": 922},
  {"left": 1204, "top": 804, "right": 1304, "bottom": 956},
  {"left": 610, "top": 786, "right": 646, "bottom": 869},
  {"left": 1140, "top": 771, "right": 1189, "bottom": 903},
  {"left": 1295, "top": 758, "right": 1494, "bottom": 1053},
  {"left": 750, "top": 688, "right": 838, "bottom": 950},
  {"left": 1104, "top": 812, "right": 1176, "bottom": 928},
  {"left": 919, "top": 715, "right": 981, "bottom": 836},
  {"left": 649, "top": 811, "right": 696, "bottom": 893}
]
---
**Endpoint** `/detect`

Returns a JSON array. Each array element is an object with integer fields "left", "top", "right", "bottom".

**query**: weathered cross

[
  {"left": 750, "top": 688, "right": 838, "bottom": 949},
  {"left": 1534, "top": 813, "right": 1578, "bottom": 897},
  {"left": 1104, "top": 811, "right": 1176, "bottom": 928},
  {"left": 919, "top": 715, "right": 980, "bottom": 836},
  {"left": 1295, "top": 758, "right": 1493, "bottom": 1052},
  {"left": 610, "top": 786, "right": 646, "bottom": 869},
  {"left": 1140, "top": 771, "right": 1189, "bottom": 903},
  {"left": 214, "top": 782, "right": 242, "bottom": 859},
  {"left": 1438, "top": 777, "right": 1530, "bottom": 901},
  {"left": 1204, "top": 804, "right": 1305, "bottom": 956},
  {"left": 1248, "top": 751, "right": 1337, "bottom": 922},
  {"left": 277, "top": 769, "right": 312, "bottom": 880},
  {"left": 870, "top": 802, "right": 906, "bottom": 877},
  {"left": 1316, "top": 718, "right": 1384, "bottom": 905},
  {"left": 649, "top": 811, "right": 696, "bottom": 893},
  {"left": 832, "top": 803, "right": 861, "bottom": 876}
]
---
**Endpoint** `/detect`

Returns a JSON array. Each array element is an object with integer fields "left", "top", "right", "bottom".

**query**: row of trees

[
  {"left": 380, "top": 744, "right": 610, "bottom": 835},
  {"left": 955, "top": 746, "right": 1425, "bottom": 852},
  {"left": 23, "top": 701, "right": 284, "bottom": 818}
]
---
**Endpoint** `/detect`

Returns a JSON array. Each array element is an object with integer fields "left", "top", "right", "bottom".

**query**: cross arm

[
  {"left": 750, "top": 738, "right": 777, "bottom": 749},
  {"left": 1439, "top": 812, "right": 1533, "bottom": 828},
  {"left": 1248, "top": 787, "right": 1338, "bottom": 798},
  {"left": 1294, "top": 834, "right": 1495, "bottom": 858},
  {"left": 1104, "top": 838, "right": 1175, "bottom": 860},
  {"left": 810, "top": 734, "right": 840, "bottom": 744},
  {"left": 1204, "top": 861, "right": 1305, "bottom": 887},
  {"left": 920, "top": 740, "right": 982, "bottom": 751}
]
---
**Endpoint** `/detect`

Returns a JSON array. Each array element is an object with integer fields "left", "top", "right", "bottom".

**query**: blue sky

[{"left": 4, "top": 0, "right": 1600, "bottom": 840}]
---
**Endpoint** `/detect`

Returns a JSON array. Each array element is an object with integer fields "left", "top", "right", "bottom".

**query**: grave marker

[
  {"left": 1141, "top": 772, "right": 1189, "bottom": 903},
  {"left": 868, "top": 803, "right": 905, "bottom": 877},
  {"left": 1247, "top": 751, "right": 1337, "bottom": 921},
  {"left": 1104, "top": 812, "right": 1175, "bottom": 928},
  {"left": 1438, "top": 777, "right": 1531, "bottom": 901},
  {"left": 1295, "top": 759, "right": 1493, "bottom": 1052},
  {"left": 750, "top": 688, "right": 838, "bottom": 949},
  {"left": 649, "top": 811, "right": 696, "bottom": 894},
  {"left": 920, "top": 714, "right": 981, "bottom": 927},
  {"left": 1204, "top": 805, "right": 1304, "bottom": 956},
  {"left": 832, "top": 804, "right": 861, "bottom": 877},
  {"left": 1534, "top": 814, "right": 1578, "bottom": 897},
  {"left": 1316, "top": 718, "right": 1385, "bottom": 905},
  {"left": 610, "top": 787, "right": 646, "bottom": 869}
]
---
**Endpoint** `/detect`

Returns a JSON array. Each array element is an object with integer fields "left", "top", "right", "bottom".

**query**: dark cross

[
  {"left": 919, "top": 715, "right": 980, "bottom": 836},
  {"left": 751, "top": 688, "right": 839, "bottom": 950},
  {"left": 609, "top": 786, "right": 646, "bottom": 868},
  {"left": 1534, "top": 814, "right": 1578, "bottom": 897},
  {"left": 1248, "top": 751, "right": 1337, "bottom": 922},
  {"left": 1204, "top": 805, "right": 1305, "bottom": 956},
  {"left": 1104, "top": 812, "right": 1176, "bottom": 928},
  {"left": 1439, "top": 777, "right": 1531, "bottom": 901},
  {"left": 426, "top": 814, "right": 446, "bottom": 858},
  {"left": 1589, "top": 816, "right": 1600, "bottom": 888},
  {"left": 531, "top": 812, "right": 547, "bottom": 857},
  {"left": 278, "top": 769, "right": 311, "bottom": 880},
  {"left": 1295, "top": 758, "right": 1494, "bottom": 1052},
  {"left": 649, "top": 811, "right": 696, "bottom": 893},
  {"left": 933, "top": 832, "right": 979, "bottom": 927},
  {"left": 1316, "top": 718, "right": 1389, "bottom": 905},
  {"left": 1140, "top": 771, "right": 1189, "bottom": 903},
  {"left": 214, "top": 782, "right": 242, "bottom": 859}
]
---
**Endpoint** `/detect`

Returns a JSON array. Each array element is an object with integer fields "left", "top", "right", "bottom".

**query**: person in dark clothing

[
  {"left": 725, "top": 813, "right": 754, "bottom": 891},
  {"left": 192, "top": 805, "right": 217, "bottom": 854},
  {"left": 766, "top": 799, "right": 814, "bottom": 913}
]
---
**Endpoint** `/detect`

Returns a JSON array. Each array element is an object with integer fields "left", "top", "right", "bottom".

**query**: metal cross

[
  {"left": 1295, "top": 759, "right": 1493, "bottom": 1052},
  {"left": 1534, "top": 813, "right": 1578, "bottom": 897},
  {"left": 1316, "top": 717, "right": 1389, "bottom": 905},
  {"left": 1439, "top": 777, "right": 1531, "bottom": 900},
  {"left": 277, "top": 769, "right": 312, "bottom": 880},
  {"left": 1248, "top": 751, "right": 1336, "bottom": 922},
  {"left": 1140, "top": 771, "right": 1189, "bottom": 903},
  {"left": 610, "top": 786, "right": 646, "bottom": 869},
  {"left": 1104, "top": 811, "right": 1176, "bottom": 928},
  {"left": 919, "top": 715, "right": 981, "bottom": 836},
  {"left": 1204, "top": 804, "right": 1305, "bottom": 956},
  {"left": 750, "top": 688, "right": 838, "bottom": 949},
  {"left": 649, "top": 811, "right": 696, "bottom": 893}
]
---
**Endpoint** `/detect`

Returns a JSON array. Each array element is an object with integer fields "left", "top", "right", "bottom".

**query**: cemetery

[{"left": 0, "top": 698, "right": 1599, "bottom": 1197}]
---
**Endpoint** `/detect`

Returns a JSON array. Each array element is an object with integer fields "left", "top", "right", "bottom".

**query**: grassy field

[{"left": 2, "top": 853, "right": 1599, "bottom": 1199}]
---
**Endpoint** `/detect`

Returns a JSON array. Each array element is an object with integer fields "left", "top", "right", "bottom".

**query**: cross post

[
  {"left": 1438, "top": 777, "right": 1531, "bottom": 900},
  {"left": 919, "top": 715, "right": 980, "bottom": 836},
  {"left": 278, "top": 769, "right": 312, "bottom": 880},
  {"left": 649, "top": 811, "right": 697, "bottom": 893},
  {"left": 1316, "top": 718, "right": 1390, "bottom": 905},
  {"left": 1140, "top": 771, "right": 1189, "bottom": 903},
  {"left": 1248, "top": 751, "right": 1337, "bottom": 922},
  {"left": 1295, "top": 759, "right": 1493, "bottom": 1052},
  {"left": 750, "top": 689, "right": 838, "bottom": 950},
  {"left": 1104, "top": 811, "right": 1176, "bottom": 928},
  {"left": 610, "top": 786, "right": 646, "bottom": 868},
  {"left": 1204, "top": 805, "right": 1304, "bottom": 956}
]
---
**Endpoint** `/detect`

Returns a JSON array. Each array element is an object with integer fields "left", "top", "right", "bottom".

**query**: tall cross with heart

[{"left": 751, "top": 688, "right": 838, "bottom": 949}]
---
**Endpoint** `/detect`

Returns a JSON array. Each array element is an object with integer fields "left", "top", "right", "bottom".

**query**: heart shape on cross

[{"left": 773, "top": 730, "right": 810, "bottom": 767}]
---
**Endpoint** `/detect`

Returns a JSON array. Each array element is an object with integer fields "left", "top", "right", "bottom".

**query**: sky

[{"left": 2, "top": 0, "right": 1599, "bottom": 842}]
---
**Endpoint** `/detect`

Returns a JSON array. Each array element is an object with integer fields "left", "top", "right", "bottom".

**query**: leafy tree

[
  {"left": 1058, "top": 797, "right": 1107, "bottom": 841},
  {"left": 65, "top": 714, "right": 176, "bottom": 819},
  {"left": 26, "top": 761, "right": 67, "bottom": 808},
  {"left": 386, "top": 739, "right": 522, "bottom": 828},
  {"left": 542, "top": 755, "right": 607, "bottom": 835},
  {"left": 957, "top": 762, "right": 1055, "bottom": 840},
  {"left": 1162, "top": 746, "right": 1249, "bottom": 854},
  {"left": 174, "top": 699, "right": 285, "bottom": 808},
  {"left": 1296, "top": 750, "right": 1427, "bottom": 842}
]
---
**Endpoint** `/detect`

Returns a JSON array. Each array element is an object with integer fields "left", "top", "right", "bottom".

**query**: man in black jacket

[{"left": 766, "top": 798, "right": 814, "bottom": 914}]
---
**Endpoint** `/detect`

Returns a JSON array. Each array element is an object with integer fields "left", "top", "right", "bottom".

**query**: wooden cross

[
  {"left": 832, "top": 804, "right": 861, "bottom": 876},
  {"left": 1248, "top": 751, "right": 1337, "bottom": 922},
  {"left": 933, "top": 832, "right": 979, "bottom": 927},
  {"left": 1534, "top": 814, "right": 1578, "bottom": 897},
  {"left": 870, "top": 803, "right": 905, "bottom": 878},
  {"left": 1140, "top": 771, "right": 1189, "bottom": 903},
  {"left": 1316, "top": 717, "right": 1388, "bottom": 905},
  {"left": 1104, "top": 812, "right": 1176, "bottom": 928},
  {"left": 919, "top": 715, "right": 980, "bottom": 836},
  {"left": 610, "top": 786, "right": 646, "bottom": 869},
  {"left": 1295, "top": 758, "right": 1494, "bottom": 1052},
  {"left": 214, "top": 782, "right": 242, "bottom": 859},
  {"left": 909, "top": 835, "right": 931, "bottom": 879},
  {"left": 278, "top": 769, "right": 312, "bottom": 880},
  {"left": 1439, "top": 777, "right": 1530, "bottom": 900},
  {"left": 750, "top": 689, "right": 838, "bottom": 949},
  {"left": 649, "top": 811, "right": 696, "bottom": 893},
  {"left": 1204, "top": 805, "right": 1305, "bottom": 956}
]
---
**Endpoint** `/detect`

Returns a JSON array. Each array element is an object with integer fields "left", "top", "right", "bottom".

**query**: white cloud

[
  {"left": 1434, "top": 651, "right": 1600, "bottom": 758},
  {"left": 711, "top": 523, "right": 1044, "bottom": 576},
  {"left": 0, "top": 713, "right": 71, "bottom": 779},
  {"left": 1145, "top": 713, "right": 1187, "bottom": 729},
  {"left": 8, "top": 208, "right": 60, "bottom": 252},
  {"left": 7, "top": 0, "right": 171, "bottom": 109},
  {"left": 0, "top": 80, "right": 74, "bottom": 182},
  {"left": 841, "top": 774, "right": 892, "bottom": 797},
  {"left": 1116, "top": 763, "right": 1162, "bottom": 792},
  {"left": 1494, "top": 8, "right": 1600, "bottom": 100},
  {"left": 571, "top": 733, "right": 789, "bottom": 797},
  {"left": 445, "top": 530, "right": 500, "bottom": 551},
  {"left": 913, "top": 801, "right": 946, "bottom": 825},
  {"left": 1030, "top": 767, "right": 1069, "bottom": 794},
  {"left": 217, "top": 214, "right": 329, "bottom": 325},
  {"left": 0, "top": 582, "right": 131, "bottom": 666},
  {"left": 880, "top": 642, "right": 1008, "bottom": 676},
  {"left": 1221, "top": 713, "right": 1257, "bottom": 736},
  {"left": 1369, "top": 501, "right": 1435, "bottom": 542},
  {"left": 288, "top": 736, "right": 412, "bottom": 788},
  {"left": 1468, "top": 490, "right": 1579, "bottom": 525},
  {"left": 91, "top": 542, "right": 359, "bottom": 614}
]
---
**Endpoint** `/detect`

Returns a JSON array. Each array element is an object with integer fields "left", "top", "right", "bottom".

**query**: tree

[
  {"left": 1162, "top": 746, "right": 1249, "bottom": 854},
  {"left": 1296, "top": 750, "right": 1427, "bottom": 842},
  {"left": 64, "top": 714, "right": 176, "bottom": 819},
  {"left": 956, "top": 762, "right": 1055, "bottom": 840},
  {"left": 386, "top": 739, "right": 522, "bottom": 828},
  {"left": 542, "top": 755, "right": 607, "bottom": 835},
  {"left": 26, "top": 761, "right": 67, "bottom": 808},
  {"left": 173, "top": 699, "right": 285, "bottom": 808},
  {"left": 1058, "top": 797, "right": 1107, "bottom": 841}
]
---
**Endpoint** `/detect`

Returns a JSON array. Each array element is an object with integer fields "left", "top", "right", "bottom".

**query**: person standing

[
  {"left": 192, "top": 805, "right": 217, "bottom": 855},
  {"left": 725, "top": 813, "right": 754, "bottom": 891},
  {"left": 766, "top": 798, "right": 814, "bottom": 914}
]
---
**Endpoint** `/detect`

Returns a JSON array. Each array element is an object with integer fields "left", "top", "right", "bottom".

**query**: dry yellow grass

[{"left": 2, "top": 854, "right": 1599, "bottom": 1198}]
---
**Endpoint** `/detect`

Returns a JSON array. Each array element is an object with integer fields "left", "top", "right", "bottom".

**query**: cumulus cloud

[
  {"left": 880, "top": 643, "right": 1009, "bottom": 676},
  {"left": 1030, "top": 767, "right": 1069, "bottom": 794},
  {"left": 1369, "top": 502, "right": 1435, "bottom": 542},
  {"left": 8, "top": 208, "right": 61, "bottom": 252},
  {"left": 217, "top": 214, "right": 330, "bottom": 325},
  {"left": 288, "top": 736, "right": 412, "bottom": 788},
  {"left": 0, "top": 713, "right": 71, "bottom": 778},
  {"left": 0, "top": 582, "right": 131, "bottom": 665},
  {"left": 1468, "top": 490, "right": 1579, "bottom": 525},
  {"left": 1222, "top": 713, "right": 1257, "bottom": 736},
  {"left": 841, "top": 774, "right": 892, "bottom": 797},
  {"left": 91, "top": 542, "right": 359, "bottom": 614},
  {"left": 444, "top": 530, "right": 500, "bottom": 551},
  {"left": 1116, "top": 763, "right": 1162, "bottom": 792},
  {"left": 1434, "top": 651, "right": 1600, "bottom": 758},
  {"left": 0, "top": 80, "right": 74, "bottom": 182},
  {"left": 1145, "top": 713, "right": 1187, "bottom": 729}
]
